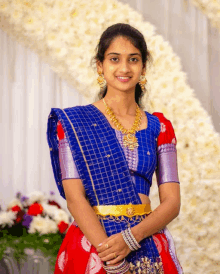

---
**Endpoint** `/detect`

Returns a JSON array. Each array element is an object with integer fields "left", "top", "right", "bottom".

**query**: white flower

[
  {"left": 26, "top": 191, "right": 47, "bottom": 206},
  {"left": 53, "top": 209, "right": 70, "bottom": 225},
  {"left": 0, "top": 211, "right": 17, "bottom": 228},
  {"left": 52, "top": 47, "right": 68, "bottom": 59},
  {"left": 41, "top": 203, "right": 58, "bottom": 218},
  {"left": 23, "top": 15, "right": 40, "bottom": 31},
  {"left": 0, "top": 2, "right": 9, "bottom": 14},
  {"left": 28, "top": 215, "right": 58, "bottom": 235},
  {"left": 46, "top": 32, "right": 60, "bottom": 48},
  {"left": 9, "top": 9, "right": 23, "bottom": 24}
]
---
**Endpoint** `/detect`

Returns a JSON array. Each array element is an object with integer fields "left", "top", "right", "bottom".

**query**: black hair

[{"left": 90, "top": 23, "right": 153, "bottom": 109}]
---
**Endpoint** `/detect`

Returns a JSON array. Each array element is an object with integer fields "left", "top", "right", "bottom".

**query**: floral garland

[
  {"left": 190, "top": 0, "right": 220, "bottom": 32},
  {"left": 0, "top": 0, "right": 220, "bottom": 272}
]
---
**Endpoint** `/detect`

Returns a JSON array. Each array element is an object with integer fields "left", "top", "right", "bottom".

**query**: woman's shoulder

[
  {"left": 151, "top": 112, "right": 177, "bottom": 145},
  {"left": 151, "top": 111, "right": 174, "bottom": 126},
  {"left": 56, "top": 105, "right": 88, "bottom": 140},
  {"left": 151, "top": 111, "right": 166, "bottom": 121}
]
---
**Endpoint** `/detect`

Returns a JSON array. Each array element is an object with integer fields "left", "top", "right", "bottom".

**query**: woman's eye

[
  {"left": 130, "top": 58, "right": 138, "bottom": 62},
  {"left": 110, "top": 57, "right": 118, "bottom": 62},
  {"left": 110, "top": 58, "right": 138, "bottom": 62}
]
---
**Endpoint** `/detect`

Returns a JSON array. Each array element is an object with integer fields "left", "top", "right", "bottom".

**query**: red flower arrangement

[
  {"left": 27, "top": 202, "right": 44, "bottom": 216},
  {"left": 1, "top": 191, "right": 71, "bottom": 235}
]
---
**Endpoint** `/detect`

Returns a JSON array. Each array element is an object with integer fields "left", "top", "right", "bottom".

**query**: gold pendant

[{"left": 123, "top": 133, "right": 139, "bottom": 151}]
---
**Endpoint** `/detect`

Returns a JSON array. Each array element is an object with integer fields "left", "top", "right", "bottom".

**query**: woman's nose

[{"left": 118, "top": 61, "right": 130, "bottom": 72}]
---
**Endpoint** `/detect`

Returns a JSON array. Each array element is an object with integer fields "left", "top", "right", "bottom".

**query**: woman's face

[{"left": 97, "top": 36, "right": 145, "bottom": 94}]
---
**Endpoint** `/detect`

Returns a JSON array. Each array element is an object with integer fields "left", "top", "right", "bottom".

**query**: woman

[{"left": 47, "top": 23, "right": 183, "bottom": 274}]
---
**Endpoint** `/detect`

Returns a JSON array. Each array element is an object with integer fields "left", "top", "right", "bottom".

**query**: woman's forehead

[{"left": 105, "top": 37, "right": 140, "bottom": 55}]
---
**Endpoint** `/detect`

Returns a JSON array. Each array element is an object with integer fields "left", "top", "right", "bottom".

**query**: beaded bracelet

[
  {"left": 121, "top": 227, "right": 141, "bottom": 251},
  {"left": 127, "top": 227, "right": 141, "bottom": 250},
  {"left": 102, "top": 258, "right": 130, "bottom": 273},
  {"left": 121, "top": 229, "right": 135, "bottom": 251},
  {"left": 124, "top": 228, "right": 137, "bottom": 251}
]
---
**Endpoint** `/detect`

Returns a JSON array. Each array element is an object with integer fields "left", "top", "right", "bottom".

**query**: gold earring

[
  {"left": 138, "top": 75, "right": 147, "bottom": 93},
  {"left": 97, "top": 71, "right": 106, "bottom": 91}
]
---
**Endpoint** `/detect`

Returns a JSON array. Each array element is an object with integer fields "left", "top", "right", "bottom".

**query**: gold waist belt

[{"left": 93, "top": 203, "right": 152, "bottom": 218}]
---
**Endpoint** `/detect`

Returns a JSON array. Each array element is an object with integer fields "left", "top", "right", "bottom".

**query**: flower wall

[
  {"left": 0, "top": 0, "right": 220, "bottom": 272},
  {"left": 190, "top": 0, "right": 220, "bottom": 32}
]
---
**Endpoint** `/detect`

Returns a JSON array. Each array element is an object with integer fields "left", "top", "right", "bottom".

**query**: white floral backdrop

[
  {"left": 190, "top": 0, "right": 220, "bottom": 31},
  {"left": 0, "top": 0, "right": 220, "bottom": 273}
]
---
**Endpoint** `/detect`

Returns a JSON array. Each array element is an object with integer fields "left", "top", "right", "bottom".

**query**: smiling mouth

[{"left": 116, "top": 76, "right": 132, "bottom": 82}]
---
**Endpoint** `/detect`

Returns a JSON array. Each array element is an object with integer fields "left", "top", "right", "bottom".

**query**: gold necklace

[{"left": 102, "top": 98, "right": 142, "bottom": 151}]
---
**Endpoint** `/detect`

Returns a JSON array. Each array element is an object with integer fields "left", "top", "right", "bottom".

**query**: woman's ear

[{"left": 96, "top": 60, "right": 103, "bottom": 73}]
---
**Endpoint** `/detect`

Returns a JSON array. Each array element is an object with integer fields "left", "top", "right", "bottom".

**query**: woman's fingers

[
  {"left": 97, "top": 236, "right": 116, "bottom": 252},
  {"left": 105, "top": 254, "right": 124, "bottom": 266},
  {"left": 98, "top": 246, "right": 115, "bottom": 259},
  {"left": 100, "top": 250, "right": 121, "bottom": 262}
]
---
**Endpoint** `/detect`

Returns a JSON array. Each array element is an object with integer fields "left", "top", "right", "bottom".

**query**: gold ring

[
  {"left": 114, "top": 252, "right": 117, "bottom": 258},
  {"left": 105, "top": 243, "right": 109, "bottom": 249}
]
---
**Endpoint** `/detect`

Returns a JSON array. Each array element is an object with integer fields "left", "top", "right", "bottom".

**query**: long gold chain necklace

[{"left": 102, "top": 98, "right": 142, "bottom": 151}]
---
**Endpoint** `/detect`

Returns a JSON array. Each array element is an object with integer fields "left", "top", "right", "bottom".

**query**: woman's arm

[
  {"left": 63, "top": 178, "right": 108, "bottom": 249},
  {"left": 130, "top": 182, "right": 180, "bottom": 242},
  {"left": 130, "top": 112, "right": 181, "bottom": 242},
  {"left": 63, "top": 178, "right": 125, "bottom": 268}
]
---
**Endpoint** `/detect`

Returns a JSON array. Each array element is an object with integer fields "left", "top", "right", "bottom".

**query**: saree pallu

[{"left": 47, "top": 105, "right": 183, "bottom": 274}]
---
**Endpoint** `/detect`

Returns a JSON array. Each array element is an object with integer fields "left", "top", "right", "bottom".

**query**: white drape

[
  {"left": 0, "top": 29, "right": 89, "bottom": 211},
  {"left": 1, "top": 0, "right": 219, "bottom": 211}
]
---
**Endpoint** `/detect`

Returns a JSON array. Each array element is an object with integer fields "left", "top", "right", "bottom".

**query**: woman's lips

[{"left": 116, "top": 76, "right": 131, "bottom": 82}]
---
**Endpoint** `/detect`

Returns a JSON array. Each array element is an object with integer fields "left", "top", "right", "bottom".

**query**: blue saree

[{"left": 47, "top": 104, "right": 183, "bottom": 274}]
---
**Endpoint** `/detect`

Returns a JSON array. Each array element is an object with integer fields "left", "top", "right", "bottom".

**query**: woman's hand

[{"left": 96, "top": 232, "right": 132, "bottom": 265}]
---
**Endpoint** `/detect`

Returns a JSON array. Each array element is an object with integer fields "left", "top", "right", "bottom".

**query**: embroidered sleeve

[
  {"left": 152, "top": 113, "right": 180, "bottom": 187},
  {"left": 57, "top": 120, "right": 80, "bottom": 180}
]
